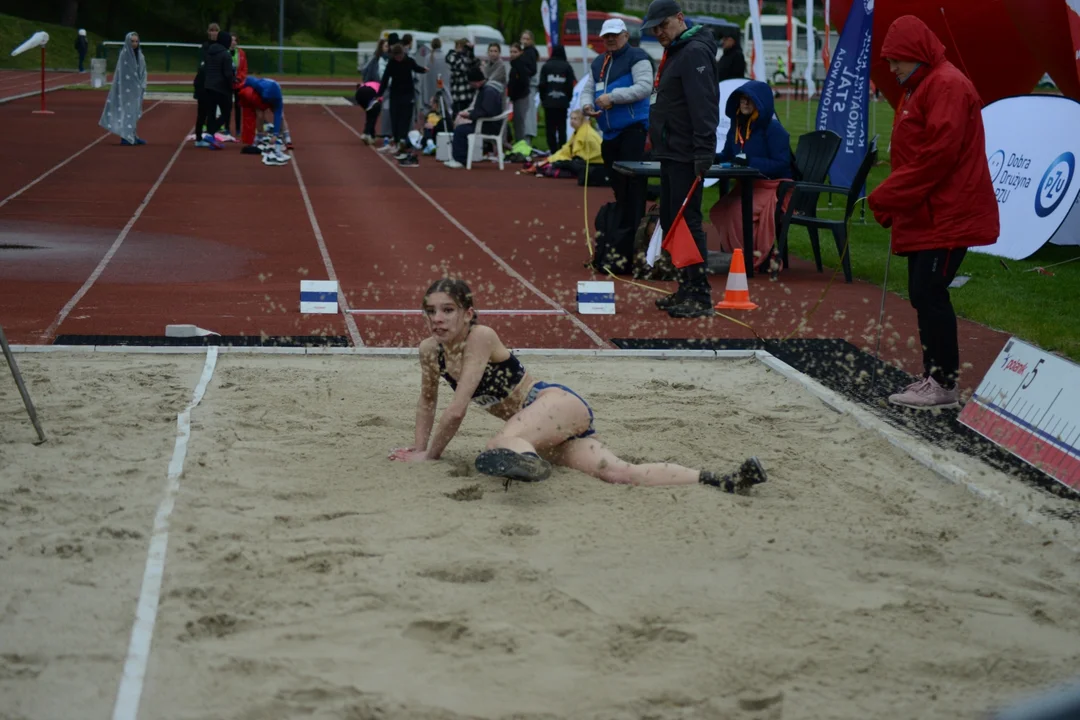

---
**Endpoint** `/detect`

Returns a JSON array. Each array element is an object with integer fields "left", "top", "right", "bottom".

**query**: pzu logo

[{"left": 1035, "top": 151, "right": 1075, "bottom": 218}]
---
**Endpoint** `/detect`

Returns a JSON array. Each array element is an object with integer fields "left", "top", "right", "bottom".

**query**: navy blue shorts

[{"left": 524, "top": 381, "right": 596, "bottom": 439}]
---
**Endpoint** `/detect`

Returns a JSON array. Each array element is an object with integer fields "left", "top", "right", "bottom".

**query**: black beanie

[
  {"left": 217, "top": 31, "right": 232, "bottom": 48},
  {"left": 467, "top": 66, "right": 485, "bottom": 83}
]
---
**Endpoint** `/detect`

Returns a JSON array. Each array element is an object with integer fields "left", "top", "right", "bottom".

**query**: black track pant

[{"left": 907, "top": 247, "right": 967, "bottom": 387}]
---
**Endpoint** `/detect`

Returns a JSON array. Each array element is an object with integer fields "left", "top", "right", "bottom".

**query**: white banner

[
  {"left": 576, "top": 0, "right": 590, "bottom": 80},
  {"left": 804, "top": 0, "right": 816, "bottom": 97},
  {"left": 566, "top": 74, "right": 590, "bottom": 142},
  {"left": 705, "top": 78, "right": 750, "bottom": 188},
  {"left": 747, "top": 0, "right": 767, "bottom": 82},
  {"left": 973, "top": 95, "right": 1080, "bottom": 259}
]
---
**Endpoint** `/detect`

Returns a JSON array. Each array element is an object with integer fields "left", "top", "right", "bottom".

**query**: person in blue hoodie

[
  {"left": 709, "top": 80, "right": 793, "bottom": 272},
  {"left": 580, "top": 18, "right": 654, "bottom": 272},
  {"left": 445, "top": 67, "right": 506, "bottom": 169}
]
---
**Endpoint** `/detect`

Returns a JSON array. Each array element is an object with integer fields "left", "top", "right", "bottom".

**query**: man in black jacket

[
  {"left": 715, "top": 34, "right": 747, "bottom": 82},
  {"left": 644, "top": 0, "right": 720, "bottom": 318}
]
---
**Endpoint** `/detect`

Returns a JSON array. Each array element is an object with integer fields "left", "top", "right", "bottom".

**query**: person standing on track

[
  {"left": 390, "top": 278, "right": 768, "bottom": 493},
  {"left": 75, "top": 29, "right": 88, "bottom": 73},
  {"left": 192, "top": 23, "right": 220, "bottom": 143},
  {"left": 867, "top": 16, "right": 998, "bottom": 410},
  {"left": 378, "top": 43, "right": 428, "bottom": 164},
  {"left": 644, "top": 0, "right": 720, "bottom": 319},
  {"left": 99, "top": 32, "right": 147, "bottom": 146},
  {"left": 195, "top": 31, "right": 235, "bottom": 149},
  {"left": 579, "top": 18, "right": 654, "bottom": 273}
]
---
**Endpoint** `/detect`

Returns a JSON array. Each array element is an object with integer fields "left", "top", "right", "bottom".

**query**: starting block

[
  {"left": 577, "top": 281, "right": 615, "bottom": 315},
  {"left": 300, "top": 280, "right": 339, "bottom": 314}
]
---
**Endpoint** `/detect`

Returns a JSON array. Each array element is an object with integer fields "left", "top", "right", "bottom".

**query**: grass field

[{"left": 0, "top": 13, "right": 103, "bottom": 71}]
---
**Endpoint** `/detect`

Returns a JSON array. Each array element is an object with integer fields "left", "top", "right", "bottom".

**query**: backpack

[{"left": 632, "top": 203, "right": 679, "bottom": 281}]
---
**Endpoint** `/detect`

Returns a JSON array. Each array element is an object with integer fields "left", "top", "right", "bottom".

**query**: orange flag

[{"left": 661, "top": 176, "right": 704, "bottom": 269}]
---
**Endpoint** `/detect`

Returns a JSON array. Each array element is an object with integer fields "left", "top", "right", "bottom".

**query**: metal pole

[
  {"left": 278, "top": 0, "right": 285, "bottom": 74},
  {"left": 0, "top": 327, "right": 47, "bottom": 444}
]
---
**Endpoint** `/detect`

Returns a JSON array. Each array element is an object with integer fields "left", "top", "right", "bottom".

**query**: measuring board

[{"left": 958, "top": 338, "right": 1080, "bottom": 491}]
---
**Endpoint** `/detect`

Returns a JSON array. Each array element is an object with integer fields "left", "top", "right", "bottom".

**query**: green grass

[
  {"left": 698, "top": 98, "right": 1080, "bottom": 360},
  {"left": 0, "top": 12, "right": 104, "bottom": 70}
]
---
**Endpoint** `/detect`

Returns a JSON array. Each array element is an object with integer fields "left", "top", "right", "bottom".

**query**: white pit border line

[
  {"left": 13, "top": 343, "right": 1077, "bottom": 550},
  {"left": 320, "top": 104, "right": 609, "bottom": 350},
  {"left": 289, "top": 154, "right": 364, "bottom": 347},
  {"left": 111, "top": 347, "right": 218, "bottom": 720},
  {"left": 0, "top": 100, "right": 165, "bottom": 209},
  {"left": 40, "top": 128, "right": 190, "bottom": 344}
]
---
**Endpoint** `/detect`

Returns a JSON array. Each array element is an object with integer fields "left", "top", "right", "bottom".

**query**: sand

[{"left": 2, "top": 351, "right": 1080, "bottom": 720}]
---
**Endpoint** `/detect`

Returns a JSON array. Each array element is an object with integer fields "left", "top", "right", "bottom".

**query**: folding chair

[
  {"left": 776, "top": 136, "right": 879, "bottom": 283},
  {"left": 466, "top": 109, "right": 511, "bottom": 170}
]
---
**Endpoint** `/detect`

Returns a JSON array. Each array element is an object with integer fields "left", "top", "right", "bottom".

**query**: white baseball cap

[{"left": 599, "top": 19, "right": 628, "bottom": 37}]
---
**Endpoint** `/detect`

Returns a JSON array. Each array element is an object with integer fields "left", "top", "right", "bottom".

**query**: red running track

[{"left": 0, "top": 91, "right": 1010, "bottom": 390}]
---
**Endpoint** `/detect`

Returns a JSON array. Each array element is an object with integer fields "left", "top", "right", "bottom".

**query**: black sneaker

[
  {"left": 654, "top": 290, "right": 684, "bottom": 311},
  {"left": 700, "top": 457, "right": 768, "bottom": 494},
  {"left": 240, "top": 145, "right": 261, "bottom": 155},
  {"left": 398, "top": 154, "right": 419, "bottom": 168},
  {"left": 475, "top": 448, "right": 552, "bottom": 482},
  {"left": 666, "top": 297, "right": 715, "bottom": 318}
]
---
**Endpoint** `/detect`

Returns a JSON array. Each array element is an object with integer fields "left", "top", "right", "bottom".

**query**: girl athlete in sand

[{"left": 389, "top": 279, "right": 767, "bottom": 492}]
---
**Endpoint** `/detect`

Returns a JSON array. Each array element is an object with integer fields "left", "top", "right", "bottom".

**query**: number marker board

[{"left": 958, "top": 338, "right": 1080, "bottom": 491}]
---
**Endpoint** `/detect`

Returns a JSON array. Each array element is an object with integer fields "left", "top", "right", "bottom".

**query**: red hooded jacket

[{"left": 867, "top": 16, "right": 998, "bottom": 255}]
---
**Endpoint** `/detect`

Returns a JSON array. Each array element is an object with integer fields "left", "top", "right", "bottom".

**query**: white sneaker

[
  {"left": 444, "top": 159, "right": 464, "bottom": 169},
  {"left": 378, "top": 143, "right": 397, "bottom": 154},
  {"left": 262, "top": 149, "right": 291, "bottom": 166},
  {"left": 218, "top": 133, "right": 237, "bottom": 143},
  {"left": 888, "top": 376, "right": 959, "bottom": 410}
]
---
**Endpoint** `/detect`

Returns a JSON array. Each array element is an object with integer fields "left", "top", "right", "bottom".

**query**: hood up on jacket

[
  {"left": 881, "top": 15, "right": 947, "bottom": 67},
  {"left": 724, "top": 79, "right": 775, "bottom": 129}
]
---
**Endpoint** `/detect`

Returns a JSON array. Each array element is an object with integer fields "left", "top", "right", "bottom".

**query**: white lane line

[
  {"left": 111, "top": 347, "right": 218, "bottom": 720},
  {"left": 0, "top": 101, "right": 164, "bottom": 210},
  {"left": 41, "top": 129, "right": 189, "bottom": 343},
  {"left": 0, "top": 74, "right": 86, "bottom": 103},
  {"left": 290, "top": 154, "right": 365, "bottom": 347},
  {"left": 321, "top": 104, "right": 609, "bottom": 350},
  {"left": 348, "top": 308, "right": 566, "bottom": 316}
]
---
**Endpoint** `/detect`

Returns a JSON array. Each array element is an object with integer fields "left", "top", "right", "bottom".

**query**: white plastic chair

[{"left": 465, "top": 109, "right": 510, "bottom": 170}]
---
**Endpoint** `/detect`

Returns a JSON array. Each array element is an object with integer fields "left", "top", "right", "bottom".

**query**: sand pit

[{"left": 2, "top": 351, "right": 1080, "bottom": 720}]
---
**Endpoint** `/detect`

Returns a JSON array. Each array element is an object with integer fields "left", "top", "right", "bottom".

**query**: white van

[
  {"left": 437, "top": 25, "right": 505, "bottom": 50},
  {"left": 743, "top": 14, "right": 830, "bottom": 82},
  {"left": 380, "top": 29, "right": 439, "bottom": 50}
]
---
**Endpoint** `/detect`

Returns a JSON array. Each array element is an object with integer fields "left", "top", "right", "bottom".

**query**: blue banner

[
  {"left": 549, "top": 0, "right": 560, "bottom": 47},
  {"left": 815, "top": 0, "right": 873, "bottom": 190}
]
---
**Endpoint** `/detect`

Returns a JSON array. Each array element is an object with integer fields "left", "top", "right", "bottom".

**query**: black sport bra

[{"left": 437, "top": 343, "right": 527, "bottom": 408}]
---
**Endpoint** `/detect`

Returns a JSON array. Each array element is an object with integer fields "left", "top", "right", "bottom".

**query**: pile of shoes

[{"left": 260, "top": 135, "right": 292, "bottom": 166}]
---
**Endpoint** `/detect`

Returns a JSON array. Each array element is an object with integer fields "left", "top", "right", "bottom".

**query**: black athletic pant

[
  {"left": 389, "top": 96, "right": 414, "bottom": 144},
  {"left": 907, "top": 247, "right": 966, "bottom": 387},
  {"left": 364, "top": 103, "right": 381, "bottom": 137},
  {"left": 200, "top": 90, "right": 231, "bottom": 136},
  {"left": 194, "top": 91, "right": 211, "bottom": 137},
  {"left": 233, "top": 91, "right": 242, "bottom": 135},
  {"left": 660, "top": 160, "right": 710, "bottom": 302},
  {"left": 600, "top": 123, "right": 648, "bottom": 244},
  {"left": 545, "top": 107, "right": 567, "bottom": 152}
]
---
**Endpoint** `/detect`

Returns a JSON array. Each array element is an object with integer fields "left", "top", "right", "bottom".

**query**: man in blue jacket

[
  {"left": 446, "top": 67, "right": 506, "bottom": 169},
  {"left": 645, "top": 0, "right": 720, "bottom": 318},
  {"left": 581, "top": 18, "right": 654, "bottom": 272}
]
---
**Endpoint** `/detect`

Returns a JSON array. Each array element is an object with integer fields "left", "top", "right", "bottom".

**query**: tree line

[{"left": 8, "top": 0, "right": 625, "bottom": 46}]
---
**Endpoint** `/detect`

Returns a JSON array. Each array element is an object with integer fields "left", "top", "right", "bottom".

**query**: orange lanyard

[
  {"left": 735, "top": 119, "right": 751, "bottom": 148},
  {"left": 598, "top": 53, "right": 612, "bottom": 85},
  {"left": 653, "top": 51, "right": 668, "bottom": 91}
]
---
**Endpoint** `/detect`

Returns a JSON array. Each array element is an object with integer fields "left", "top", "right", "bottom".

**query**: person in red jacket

[{"left": 867, "top": 15, "right": 998, "bottom": 410}]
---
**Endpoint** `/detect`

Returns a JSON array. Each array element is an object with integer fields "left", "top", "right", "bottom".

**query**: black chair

[
  {"left": 776, "top": 136, "right": 879, "bottom": 284},
  {"left": 776, "top": 130, "right": 842, "bottom": 214}
]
